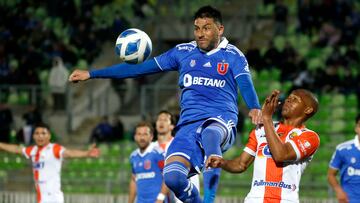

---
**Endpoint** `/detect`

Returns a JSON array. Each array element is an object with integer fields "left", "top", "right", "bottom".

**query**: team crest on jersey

[
  {"left": 144, "top": 160, "right": 151, "bottom": 170},
  {"left": 289, "top": 132, "right": 299, "bottom": 139},
  {"left": 257, "top": 143, "right": 272, "bottom": 158},
  {"left": 217, "top": 62, "right": 229, "bottom": 75},
  {"left": 190, "top": 59, "right": 196, "bottom": 67}
]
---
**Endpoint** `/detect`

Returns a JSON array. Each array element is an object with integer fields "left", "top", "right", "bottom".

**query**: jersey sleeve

[
  {"left": 90, "top": 58, "right": 161, "bottom": 79},
  {"left": 236, "top": 75, "right": 261, "bottom": 109},
  {"left": 244, "top": 129, "right": 257, "bottom": 156},
  {"left": 288, "top": 131, "right": 320, "bottom": 161},
  {"left": 53, "top": 144, "right": 65, "bottom": 159},
  {"left": 22, "top": 146, "right": 34, "bottom": 159},
  {"left": 129, "top": 155, "right": 135, "bottom": 174},
  {"left": 232, "top": 52, "right": 251, "bottom": 79},
  {"left": 154, "top": 47, "right": 179, "bottom": 71},
  {"left": 329, "top": 149, "right": 342, "bottom": 170}
]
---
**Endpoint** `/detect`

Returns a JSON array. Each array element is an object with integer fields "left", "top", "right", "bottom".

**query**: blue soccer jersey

[
  {"left": 154, "top": 38, "right": 252, "bottom": 126},
  {"left": 129, "top": 144, "right": 165, "bottom": 203},
  {"left": 329, "top": 136, "right": 360, "bottom": 201}
]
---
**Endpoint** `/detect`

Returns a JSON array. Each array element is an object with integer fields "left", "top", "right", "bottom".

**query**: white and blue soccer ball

[{"left": 115, "top": 28, "right": 152, "bottom": 64}]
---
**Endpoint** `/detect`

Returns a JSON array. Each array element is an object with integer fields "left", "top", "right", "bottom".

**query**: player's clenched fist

[
  {"left": 205, "top": 155, "right": 225, "bottom": 169},
  {"left": 68, "top": 69, "right": 90, "bottom": 82}
]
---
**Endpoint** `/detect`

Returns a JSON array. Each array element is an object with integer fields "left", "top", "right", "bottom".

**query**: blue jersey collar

[{"left": 137, "top": 142, "right": 155, "bottom": 157}]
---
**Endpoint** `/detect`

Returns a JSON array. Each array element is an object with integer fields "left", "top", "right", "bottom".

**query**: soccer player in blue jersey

[
  {"left": 69, "top": 5, "right": 262, "bottom": 202},
  {"left": 129, "top": 121, "right": 168, "bottom": 203},
  {"left": 328, "top": 114, "right": 360, "bottom": 203}
]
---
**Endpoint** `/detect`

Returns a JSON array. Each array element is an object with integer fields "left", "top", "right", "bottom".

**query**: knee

[
  {"left": 164, "top": 170, "right": 183, "bottom": 189},
  {"left": 163, "top": 162, "right": 189, "bottom": 190}
]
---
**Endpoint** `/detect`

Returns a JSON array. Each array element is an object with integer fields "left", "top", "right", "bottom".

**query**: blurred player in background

[
  {"left": 153, "top": 110, "right": 200, "bottom": 202},
  {"left": 128, "top": 121, "right": 168, "bottom": 203},
  {"left": 207, "top": 89, "right": 320, "bottom": 203},
  {"left": 0, "top": 123, "right": 100, "bottom": 203},
  {"left": 69, "top": 5, "right": 261, "bottom": 202},
  {"left": 328, "top": 114, "right": 360, "bottom": 203}
]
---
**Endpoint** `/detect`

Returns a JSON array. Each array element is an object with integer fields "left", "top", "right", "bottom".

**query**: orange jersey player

[
  {"left": 206, "top": 89, "right": 320, "bottom": 203},
  {"left": 0, "top": 123, "right": 100, "bottom": 203}
]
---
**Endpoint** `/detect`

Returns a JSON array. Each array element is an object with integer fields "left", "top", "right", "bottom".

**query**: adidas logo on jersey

[{"left": 203, "top": 62, "right": 212, "bottom": 67}]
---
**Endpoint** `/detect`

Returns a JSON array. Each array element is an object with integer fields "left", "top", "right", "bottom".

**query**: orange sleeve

[
  {"left": 244, "top": 129, "right": 257, "bottom": 156},
  {"left": 53, "top": 144, "right": 63, "bottom": 159},
  {"left": 23, "top": 146, "right": 34, "bottom": 159},
  {"left": 289, "top": 131, "right": 320, "bottom": 160}
]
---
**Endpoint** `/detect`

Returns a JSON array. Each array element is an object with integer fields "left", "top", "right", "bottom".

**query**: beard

[{"left": 197, "top": 36, "right": 219, "bottom": 51}]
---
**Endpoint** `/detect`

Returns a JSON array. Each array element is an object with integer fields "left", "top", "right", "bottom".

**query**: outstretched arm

[
  {"left": 0, "top": 142, "right": 22, "bottom": 154},
  {"left": 63, "top": 144, "right": 100, "bottom": 158},
  {"left": 69, "top": 58, "right": 161, "bottom": 82},
  {"left": 206, "top": 152, "right": 254, "bottom": 173},
  {"left": 236, "top": 75, "right": 262, "bottom": 125},
  {"left": 328, "top": 168, "right": 349, "bottom": 203},
  {"left": 262, "top": 90, "right": 297, "bottom": 162}
]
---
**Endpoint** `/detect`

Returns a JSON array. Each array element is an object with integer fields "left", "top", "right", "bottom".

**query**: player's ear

[
  {"left": 304, "top": 106, "right": 314, "bottom": 116},
  {"left": 218, "top": 24, "right": 224, "bottom": 36}
]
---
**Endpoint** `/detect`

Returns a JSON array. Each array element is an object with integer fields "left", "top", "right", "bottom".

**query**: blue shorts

[{"left": 165, "top": 116, "right": 236, "bottom": 176}]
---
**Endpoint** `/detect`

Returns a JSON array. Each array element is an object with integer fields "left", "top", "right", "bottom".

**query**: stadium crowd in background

[
  {"left": 0, "top": 0, "right": 129, "bottom": 103},
  {"left": 207, "top": 89, "right": 320, "bottom": 202},
  {"left": 0, "top": 103, "right": 13, "bottom": 143},
  {"left": 89, "top": 115, "right": 125, "bottom": 143},
  {"left": 246, "top": 0, "right": 360, "bottom": 107},
  {"left": 328, "top": 114, "right": 360, "bottom": 203},
  {"left": 48, "top": 57, "right": 69, "bottom": 112}
]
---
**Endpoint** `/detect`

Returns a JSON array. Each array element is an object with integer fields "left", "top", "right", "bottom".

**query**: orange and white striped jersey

[
  {"left": 244, "top": 123, "right": 320, "bottom": 203},
  {"left": 22, "top": 143, "right": 65, "bottom": 203}
]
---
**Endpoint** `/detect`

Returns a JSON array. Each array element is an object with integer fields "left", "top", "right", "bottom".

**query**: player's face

[
  {"left": 281, "top": 91, "right": 307, "bottom": 119},
  {"left": 134, "top": 126, "right": 153, "bottom": 151},
  {"left": 194, "top": 17, "right": 224, "bottom": 51},
  {"left": 33, "top": 127, "right": 51, "bottom": 147},
  {"left": 156, "top": 113, "right": 174, "bottom": 136}
]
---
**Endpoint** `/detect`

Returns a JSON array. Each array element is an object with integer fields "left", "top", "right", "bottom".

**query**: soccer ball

[{"left": 115, "top": 28, "right": 152, "bottom": 64}]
